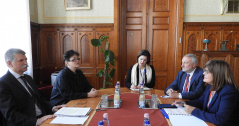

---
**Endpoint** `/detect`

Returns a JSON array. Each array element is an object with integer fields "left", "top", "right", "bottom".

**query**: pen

[
  {"left": 175, "top": 102, "right": 185, "bottom": 106},
  {"left": 160, "top": 109, "right": 169, "bottom": 119},
  {"left": 96, "top": 108, "right": 108, "bottom": 111}
]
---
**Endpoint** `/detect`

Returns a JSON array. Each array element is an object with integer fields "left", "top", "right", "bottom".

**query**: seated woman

[
  {"left": 50, "top": 50, "right": 98, "bottom": 106},
  {"left": 174, "top": 60, "right": 239, "bottom": 125},
  {"left": 125, "top": 49, "right": 155, "bottom": 89}
]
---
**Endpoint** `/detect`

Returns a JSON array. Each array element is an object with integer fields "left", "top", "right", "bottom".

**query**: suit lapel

[
  {"left": 203, "top": 88, "right": 211, "bottom": 110},
  {"left": 207, "top": 91, "right": 218, "bottom": 110},
  {"left": 189, "top": 67, "right": 199, "bottom": 89},
  {"left": 7, "top": 71, "right": 32, "bottom": 96}
]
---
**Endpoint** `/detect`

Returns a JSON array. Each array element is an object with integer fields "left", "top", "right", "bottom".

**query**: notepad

[
  {"left": 164, "top": 108, "right": 208, "bottom": 126},
  {"left": 54, "top": 107, "right": 91, "bottom": 117},
  {"left": 168, "top": 115, "right": 208, "bottom": 126}
]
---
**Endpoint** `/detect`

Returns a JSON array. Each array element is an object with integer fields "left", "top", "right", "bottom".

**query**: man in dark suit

[
  {"left": 0, "top": 48, "right": 65, "bottom": 126},
  {"left": 165, "top": 54, "right": 205, "bottom": 100}
]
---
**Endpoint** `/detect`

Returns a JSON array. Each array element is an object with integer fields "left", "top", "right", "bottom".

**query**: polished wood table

[{"left": 41, "top": 87, "right": 214, "bottom": 126}]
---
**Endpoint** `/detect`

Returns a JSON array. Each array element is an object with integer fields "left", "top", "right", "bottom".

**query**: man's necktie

[
  {"left": 20, "top": 76, "right": 45, "bottom": 115},
  {"left": 183, "top": 74, "right": 190, "bottom": 93}
]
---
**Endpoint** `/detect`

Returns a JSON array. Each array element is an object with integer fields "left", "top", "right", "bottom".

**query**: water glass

[
  {"left": 101, "top": 94, "right": 108, "bottom": 108},
  {"left": 151, "top": 94, "right": 158, "bottom": 108}
]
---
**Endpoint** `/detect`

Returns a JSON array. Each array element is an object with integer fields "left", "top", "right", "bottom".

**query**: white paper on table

[
  {"left": 54, "top": 107, "right": 91, "bottom": 117},
  {"left": 168, "top": 115, "right": 208, "bottom": 126},
  {"left": 131, "top": 87, "right": 152, "bottom": 91},
  {"left": 50, "top": 116, "right": 89, "bottom": 125}
]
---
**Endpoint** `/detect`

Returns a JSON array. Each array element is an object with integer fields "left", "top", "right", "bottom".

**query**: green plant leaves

[
  {"left": 109, "top": 68, "right": 115, "bottom": 78},
  {"left": 91, "top": 39, "right": 101, "bottom": 47},
  {"left": 100, "top": 35, "right": 109, "bottom": 41},
  {"left": 104, "top": 50, "right": 114, "bottom": 62},
  {"left": 91, "top": 35, "right": 116, "bottom": 88},
  {"left": 96, "top": 70, "right": 104, "bottom": 77}
]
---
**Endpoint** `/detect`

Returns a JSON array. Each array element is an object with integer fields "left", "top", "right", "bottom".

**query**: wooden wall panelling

[
  {"left": 204, "top": 30, "right": 221, "bottom": 51},
  {"left": 30, "top": 23, "right": 41, "bottom": 85},
  {"left": 40, "top": 31, "right": 59, "bottom": 68},
  {"left": 223, "top": 30, "right": 239, "bottom": 51},
  {"left": 77, "top": 32, "right": 94, "bottom": 68},
  {"left": 38, "top": 24, "right": 114, "bottom": 89},
  {"left": 233, "top": 57, "right": 239, "bottom": 89},
  {"left": 184, "top": 22, "right": 239, "bottom": 53},
  {"left": 194, "top": 51, "right": 239, "bottom": 90},
  {"left": 183, "top": 31, "right": 202, "bottom": 54},
  {"left": 59, "top": 30, "right": 76, "bottom": 67}
]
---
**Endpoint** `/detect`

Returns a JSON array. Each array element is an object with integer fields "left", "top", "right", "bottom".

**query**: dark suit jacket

[
  {"left": 125, "top": 65, "right": 155, "bottom": 89},
  {"left": 50, "top": 67, "right": 93, "bottom": 106},
  {"left": 0, "top": 71, "right": 53, "bottom": 126},
  {"left": 186, "top": 85, "right": 239, "bottom": 126},
  {"left": 165, "top": 66, "right": 205, "bottom": 99}
]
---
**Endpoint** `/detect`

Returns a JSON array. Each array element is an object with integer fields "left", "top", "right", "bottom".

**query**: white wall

[{"left": 184, "top": 0, "right": 239, "bottom": 22}]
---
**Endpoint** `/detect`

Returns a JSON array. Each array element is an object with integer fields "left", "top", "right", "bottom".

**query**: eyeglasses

[
  {"left": 203, "top": 69, "right": 210, "bottom": 74},
  {"left": 68, "top": 58, "right": 80, "bottom": 62}
]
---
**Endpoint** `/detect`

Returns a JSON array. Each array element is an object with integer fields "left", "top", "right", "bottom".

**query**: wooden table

[{"left": 41, "top": 87, "right": 214, "bottom": 126}]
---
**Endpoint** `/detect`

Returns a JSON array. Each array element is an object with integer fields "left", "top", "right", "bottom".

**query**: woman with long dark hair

[{"left": 174, "top": 60, "right": 239, "bottom": 125}]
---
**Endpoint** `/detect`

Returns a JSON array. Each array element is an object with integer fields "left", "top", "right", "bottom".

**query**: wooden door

[{"left": 120, "top": 0, "right": 184, "bottom": 89}]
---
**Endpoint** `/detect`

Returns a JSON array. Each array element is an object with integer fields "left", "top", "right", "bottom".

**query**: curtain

[{"left": 0, "top": 0, "right": 33, "bottom": 77}]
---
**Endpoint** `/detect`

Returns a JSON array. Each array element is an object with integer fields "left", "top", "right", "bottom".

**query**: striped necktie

[{"left": 183, "top": 74, "right": 190, "bottom": 93}]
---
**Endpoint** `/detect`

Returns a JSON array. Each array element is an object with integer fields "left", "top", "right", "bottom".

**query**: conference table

[{"left": 41, "top": 87, "right": 214, "bottom": 126}]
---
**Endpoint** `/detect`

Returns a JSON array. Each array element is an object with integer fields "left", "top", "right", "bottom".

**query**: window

[{"left": 223, "top": 0, "right": 239, "bottom": 13}]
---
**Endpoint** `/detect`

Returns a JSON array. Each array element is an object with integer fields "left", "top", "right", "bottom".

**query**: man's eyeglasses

[
  {"left": 68, "top": 58, "right": 80, "bottom": 62},
  {"left": 203, "top": 69, "right": 209, "bottom": 74}
]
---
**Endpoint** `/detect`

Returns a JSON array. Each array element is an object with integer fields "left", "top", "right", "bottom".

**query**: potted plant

[{"left": 91, "top": 35, "right": 115, "bottom": 88}]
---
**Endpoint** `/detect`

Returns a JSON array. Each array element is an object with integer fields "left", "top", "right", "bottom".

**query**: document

[
  {"left": 54, "top": 107, "right": 91, "bottom": 117},
  {"left": 164, "top": 108, "right": 191, "bottom": 115},
  {"left": 50, "top": 116, "right": 89, "bottom": 125}
]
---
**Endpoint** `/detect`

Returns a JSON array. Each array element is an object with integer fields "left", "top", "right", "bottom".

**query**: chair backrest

[
  {"left": 39, "top": 67, "right": 56, "bottom": 87},
  {"left": 38, "top": 86, "right": 53, "bottom": 101}
]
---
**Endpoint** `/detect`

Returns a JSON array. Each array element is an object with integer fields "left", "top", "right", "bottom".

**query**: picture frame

[{"left": 64, "top": 0, "right": 91, "bottom": 10}]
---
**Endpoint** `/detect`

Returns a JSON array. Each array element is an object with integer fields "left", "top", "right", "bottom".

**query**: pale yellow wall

[
  {"left": 184, "top": 0, "right": 239, "bottom": 22},
  {"left": 29, "top": 0, "right": 38, "bottom": 23},
  {"left": 30, "top": 0, "right": 239, "bottom": 24},
  {"left": 30, "top": 0, "right": 113, "bottom": 24}
]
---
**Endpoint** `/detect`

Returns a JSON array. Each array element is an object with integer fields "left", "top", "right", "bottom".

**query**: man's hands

[
  {"left": 87, "top": 88, "right": 98, "bottom": 98},
  {"left": 166, "top": 88, "right": 179, "bottom": 98},
  {"left": 184, "top": 104, "right": 195, "bottom": 114},
  {"left": 37, "top": 115, "right": 54, "bottom": 126},
  {"left": 53, "top": 104, "right": 67, "bottom": 112}
]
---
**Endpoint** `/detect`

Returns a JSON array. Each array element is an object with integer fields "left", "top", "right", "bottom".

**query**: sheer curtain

[{"left": 0, "top": 0, "right": 33, "bottom": 77}]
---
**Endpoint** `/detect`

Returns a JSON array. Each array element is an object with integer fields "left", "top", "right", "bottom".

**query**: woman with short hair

[{"left": 50, "top": 50, "right": 98, "bottom": 106}]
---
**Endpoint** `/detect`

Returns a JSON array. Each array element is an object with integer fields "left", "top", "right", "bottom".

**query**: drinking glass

[
  {"left": 151, "top": 94, "right": 158, "bottom": 108},
  {"left": 101, "top": 94, "right": 109, "bottom": 108}
]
